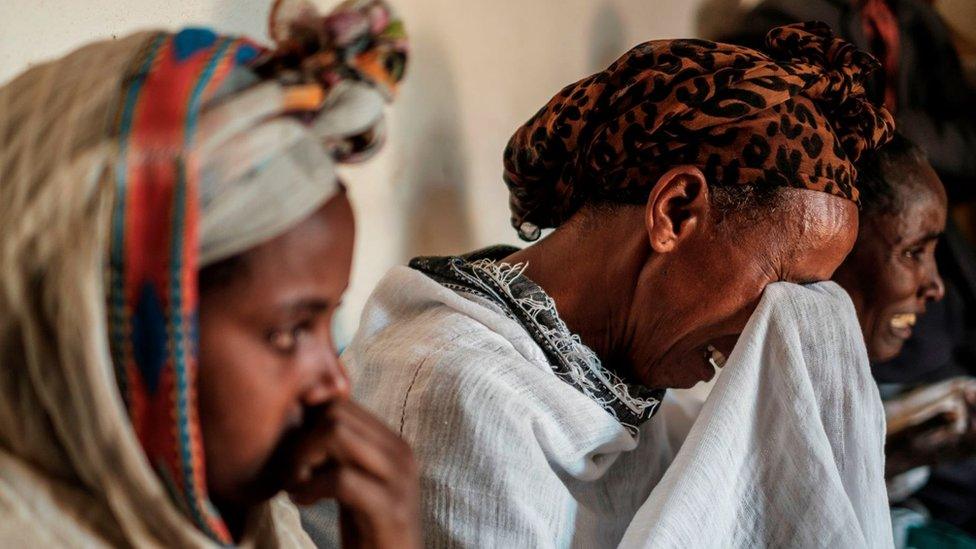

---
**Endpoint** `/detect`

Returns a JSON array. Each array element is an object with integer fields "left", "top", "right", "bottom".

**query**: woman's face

[
  {"left": 196, "top": 193, "right": 354, "bottom": 514},
  {"left": 833, "top": 164, "right": 947, "bottom": 362},
  {"left": 628, "top": 187, "right": 859, "bottom": 389}
]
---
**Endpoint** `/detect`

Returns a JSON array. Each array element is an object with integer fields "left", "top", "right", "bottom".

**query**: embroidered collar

[{"left": 410, "top": 246, "right": 663, "bottom": 435}]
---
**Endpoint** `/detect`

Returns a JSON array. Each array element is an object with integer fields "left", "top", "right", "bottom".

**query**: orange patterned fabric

[{"left": 503, "top": 22, "right": 894, "bottom": 240}]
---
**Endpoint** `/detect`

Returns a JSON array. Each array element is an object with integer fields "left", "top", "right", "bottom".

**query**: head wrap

[
  {"left": 0, "top": 0, "right": 406, "bottom": 545},
  {"left": 503, "top": 22, "right": 894, "bottom": 240}
]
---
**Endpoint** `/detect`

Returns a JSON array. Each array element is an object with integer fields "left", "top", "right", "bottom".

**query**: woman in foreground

[
  {"left": 0, "top": 1, "right": 418, "bottom": 546},
  {"left": 305, "top": 22, "right": 894, "bottom": 546}
]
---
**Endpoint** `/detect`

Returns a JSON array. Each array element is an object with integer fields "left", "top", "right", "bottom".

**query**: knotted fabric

[{"left": 504, "top": 22, "right": 894, "bottom": 240}]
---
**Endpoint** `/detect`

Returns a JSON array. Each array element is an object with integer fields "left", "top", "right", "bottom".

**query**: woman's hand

[
  {"left": 286, "top": 400, "right": 421, "bottom": 549},
  {"left": 885, "top": 385, "right": 976, "bottom": 478}
]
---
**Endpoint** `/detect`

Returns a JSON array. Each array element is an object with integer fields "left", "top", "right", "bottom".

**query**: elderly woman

[
  {"left": 0, "top": 1, "right": 419, "bottom": 546},
  {"left": 651, "top": 134, "right": 956, "bottom": 547},
  {"left": 304, "top": 22, "right": 894, "bottom": 546},
  {"left": 833, "top": 134, "right": 948, "bottom": 365},
  {"left": 832, "top": 134, "right": 965, "bottom": 481},
  {"left": 832, "top": 135, "right": 976, "bottom": 546}
]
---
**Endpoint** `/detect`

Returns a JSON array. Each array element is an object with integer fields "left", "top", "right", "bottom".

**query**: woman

[
  {"left": 832, "top": 134, "right": 976, "bottom": 546},
  {"left": 304, "top": 22, "right": 894, "bottom": 546},
  {"left": 650, "top": 133, "right": 954, "bottom": 547},
  {"left": 0, "top": 0, "right": 418, "bottom": 546},
  {"left": 833, "top": 133, "right": 947, "bottom": 365},
  {"left": 725, "top": 4, "right": 976, "bottom": 532}
]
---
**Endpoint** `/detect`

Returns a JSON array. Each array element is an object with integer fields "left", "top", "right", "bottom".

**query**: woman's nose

[
  {"left": 920, "top": 267, "right": 946, "bottom": 304},
  {"left": 303, "top": 355, "right": 351, "bottom": 406}
]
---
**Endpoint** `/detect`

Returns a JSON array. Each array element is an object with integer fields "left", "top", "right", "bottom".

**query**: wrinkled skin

[
  {"left": 197, "top": 192, "right": 420, "bottom": 547},
  {"left": 831, "top": 155, "right": 973, "bottom": 478},
  {"left": 833, "top": 161, "right": 947, "bottom": 362},
  {"left": 507, "top": 166, "right": 858, "bottom": 389}
]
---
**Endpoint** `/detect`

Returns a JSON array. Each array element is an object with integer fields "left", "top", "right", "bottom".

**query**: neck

[{"left": 505, "top": 209, "right": 650, "bottom": 376}]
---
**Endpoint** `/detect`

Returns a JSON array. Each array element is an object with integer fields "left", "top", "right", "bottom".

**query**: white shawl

[
  {"left": 302, "top": 265, "right": 677, "bottom": 547},
  {"left": 620, "top": 282, "right": 893, "bottom": 548}
]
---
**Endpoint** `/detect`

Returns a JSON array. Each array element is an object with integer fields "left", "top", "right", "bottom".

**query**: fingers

[
  {"left": 284, "top": 402, "right": 422, "bottom": 548},
  {"left": 287, "top": 401, "right": 414, "bottom": 487},
  {"left": 285, "top": 400, "right": 418, "bottom": 509},
  {"left": 290, "top": 466, "right": 419, "bottom": 549},
  {"left": 289, "top": 462, "right": 401, "bottom": 511},
  {"left": 300, "top": 417, "right": 400, "bottom": 485},
  {"left": 326, "top": 400, "right": 411, "bottom": 457}
]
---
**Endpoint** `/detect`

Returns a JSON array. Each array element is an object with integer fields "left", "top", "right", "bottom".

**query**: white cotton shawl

[
  {"left": 302, "top": 265, "right": 678, "bottom": 548},
  {"left": 619, "top": 282, "right": 893, "bottom": 549}
]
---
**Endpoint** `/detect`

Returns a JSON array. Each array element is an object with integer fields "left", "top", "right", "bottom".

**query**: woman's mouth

[
  {"left": 889, "top": 313, "right": 916, "bottom": 339},
  {"left": 706, "top": 344, "right": 727, "bottom": 369}
]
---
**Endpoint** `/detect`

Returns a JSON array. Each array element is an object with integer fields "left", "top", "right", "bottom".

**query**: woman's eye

[
  {"left": 269, "top": 329, "right": 297, "bottom": 353},
  {"left": 903, "top": 247, "right": 924, "bottom": 261},
  {"left": 268, "top": 322, "right": 313, "bottom": 354}
]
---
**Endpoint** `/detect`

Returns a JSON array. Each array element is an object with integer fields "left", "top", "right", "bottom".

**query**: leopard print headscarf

[{"left": 503, "top": 22, "right": 895, "bottom": 240}]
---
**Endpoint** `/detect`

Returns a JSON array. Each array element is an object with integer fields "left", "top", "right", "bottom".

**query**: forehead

[
  {"left": 775, "top": 189, "right": 859, "bottom": 280},
  {"left": 237, "top": 198, "right": 355, "bottom": 296},
  {"left": 896, "top": 162, "right": 946, "bottom": 211},
  {"left": 873, "top": 162, "right": 947, "bottom": 236}
]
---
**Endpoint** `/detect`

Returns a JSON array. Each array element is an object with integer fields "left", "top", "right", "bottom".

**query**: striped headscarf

[
  {"left": 504, "top": 22, "right": 894, "bottom": 240},
  {"left": 0, "top": 0, "right": 406, "bottom": 545}
]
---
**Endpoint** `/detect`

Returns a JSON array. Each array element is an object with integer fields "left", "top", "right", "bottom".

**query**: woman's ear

[{"left": 644, "top": 166, "right": 710, "bottom": 253}]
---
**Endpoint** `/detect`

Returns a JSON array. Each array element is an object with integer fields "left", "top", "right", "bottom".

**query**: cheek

[
  {"left": 698, "top": 246, "right": 769, "bottom": 322},
  {"left": 869, "top": 259, "right": 919, "bottom": 310},
  {"left": 648, "top": 244, "right": 767, "bottom": 345},
  {"left": 197, "top": 318, "right": 300, "bottom": 499}
]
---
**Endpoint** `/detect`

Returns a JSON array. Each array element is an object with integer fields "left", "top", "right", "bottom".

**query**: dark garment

[{"left": 724, "top": 0, "right": 976, "bottom": 534}]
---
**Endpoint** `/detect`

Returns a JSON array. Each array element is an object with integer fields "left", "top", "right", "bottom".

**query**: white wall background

[{"left": 3, "top": 0, "right": 970, "bottom": 341}]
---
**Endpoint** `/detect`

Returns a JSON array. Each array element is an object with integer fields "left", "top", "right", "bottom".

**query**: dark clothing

[{"left": 725, "top": 0, "right": 976, "bottom": 535}]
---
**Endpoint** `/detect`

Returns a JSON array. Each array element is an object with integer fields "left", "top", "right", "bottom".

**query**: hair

[
  {"left": 581, "top": 180, "right": 787, "bottom": 230},
  {"left": 709, "top": 184, "right": 786, "bottom": 224},
  {"left": 855, "top": 132, "right": 930, "bottom": 217}
]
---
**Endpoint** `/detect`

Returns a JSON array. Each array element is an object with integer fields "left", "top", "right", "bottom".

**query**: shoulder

[
  {"left": 348, "top": 299, "right": 551, "bottom": 420},
  {"left": 347, "top": 264, "right": 555, "bottom": 391},
  {"left": 345, "top": 266, "right": 559, "bottom": 423},
  {"left": 346, "top": 266, "right": 632, "bottom": 460}
]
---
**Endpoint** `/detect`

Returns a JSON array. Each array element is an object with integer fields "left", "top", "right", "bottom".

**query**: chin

[
  {"left": 209, "top": 467, "right": 281, "bottom": 511},
  {"left": 868, "top": 341, "right": 903, "bottom": 364}
]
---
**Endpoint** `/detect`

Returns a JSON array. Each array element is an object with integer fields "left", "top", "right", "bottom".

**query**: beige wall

[{"left": 1, "top": 0, "right": 703, "bottom": 340}]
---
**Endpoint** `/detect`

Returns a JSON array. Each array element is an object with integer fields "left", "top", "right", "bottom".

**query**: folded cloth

[{"left": 619, "top": 282, "right": 893, "bottom": 548}]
